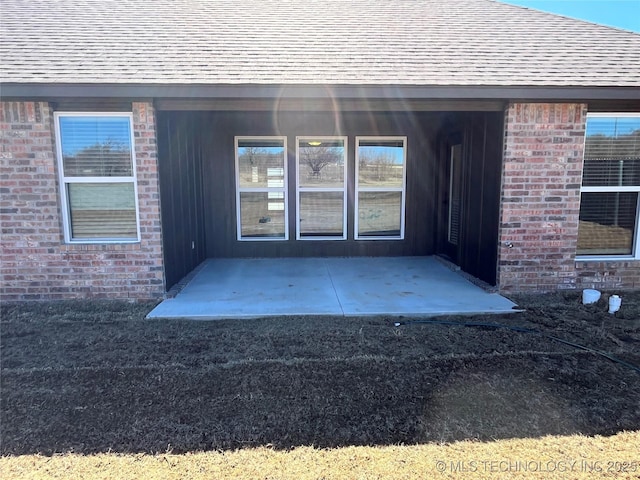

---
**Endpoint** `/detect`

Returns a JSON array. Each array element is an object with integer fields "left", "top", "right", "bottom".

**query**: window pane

[
  {"left": 583, "top": 158, "right": 640, "bottom": 187},
  {"left": 583, "top": 116, "right": 640, "bottom": 187},
  {"left": 577, "top": 192, "right": 637, "bottom": 255},
  {"left": 358, "top": 191, "right": 402, "bottom": 237},
  {"left": 358, "top": 141, "right": 405, "bottom": 187},
  {"left": 299, "top": 192, "right": 344, "bottom": 237},
  {"left": 237, "top": 140, "right": 285, "bottom": 188},
  {"left": 59, "top": 116, "right": 133, "bottom": 177},
  {"left": 239, "top": 192, "right": 286, "bottom": 238},
  {"left": 298, "top": 140, "right": 345, "bottom": 188},
  {"left": 67, "top": 183, "right": 137, "bottom": 239}
]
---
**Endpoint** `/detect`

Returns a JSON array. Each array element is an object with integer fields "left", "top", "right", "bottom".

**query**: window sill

[
  {"left": 296, "top": 237, "right": 347, "bottom": 241},
  {"left": 237, "top": 237, "right": 288, "bottom": 242},
  {"left": 355, "top": 237, "right": 404, "bottom": 241},
  {"left": 575, "top": 256, "right": 639, "bottom": 262},
  {"left": 61, "top": 241, "right": 141, "bottom": 252}
]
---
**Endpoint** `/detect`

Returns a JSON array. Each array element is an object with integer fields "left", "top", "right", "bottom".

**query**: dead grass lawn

[{"left": 1, "top": 432, "right": 639, "bottom": 479}]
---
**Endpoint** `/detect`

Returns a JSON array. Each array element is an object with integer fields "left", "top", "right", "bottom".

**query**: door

[{"left": 438, "top": 135, "right": 464, "bottom": 263}]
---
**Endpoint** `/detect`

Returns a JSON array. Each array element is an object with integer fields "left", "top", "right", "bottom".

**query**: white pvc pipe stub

[
  {"left": 608, "top": 295, "right": 622, "bottom": 314},
  {"left": 582, "top": 289, "right": 601, "bottom": 305}
]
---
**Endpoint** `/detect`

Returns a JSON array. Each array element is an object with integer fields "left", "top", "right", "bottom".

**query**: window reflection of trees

[
  {"left": 358, "top": 148, "right": 403, "bottom": 186},
  {"left": 299, "top": 145, "right": 344, "bottom": 183}
]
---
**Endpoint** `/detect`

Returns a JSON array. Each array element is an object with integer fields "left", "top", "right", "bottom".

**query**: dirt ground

[{"left": 1, "top": 291, "right": 639, "bottom": 456}]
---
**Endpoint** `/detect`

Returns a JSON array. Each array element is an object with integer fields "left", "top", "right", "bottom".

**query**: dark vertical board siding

[
  {"left": 188, "top": 115, "right": 206, "bottom": 266},
  {"left": 158, "top": 110, "right": 502, "bottom": 284},
  {"left": 157, "top": 113, "right": 207, "bottom": 290},
  {"left": 461, "top": 113, "right": 484, "bottom": 276},
  {"left": 202, "top": 110, "right": 440, "bottom": 258},
  {"left": 203, "top": 112, "right": 236, "bottom": 257},
  {"left": 479, "top": 112, "right": 504, "bottom": 284},
  {"left": 458, "top": 112, "right": 503, "bottom": 285},
  {"left": 411, "top": 110, "right": 436, "bottom": 258}
]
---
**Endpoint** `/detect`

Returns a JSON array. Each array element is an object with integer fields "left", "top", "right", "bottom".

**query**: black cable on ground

[{"left": 393, "top": 318, "right": 640, "bottom": 374}]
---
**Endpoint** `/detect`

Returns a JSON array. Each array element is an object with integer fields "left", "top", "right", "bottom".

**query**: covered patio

[{"left": 147, "top": 257, "right": 518, "bottom": 319}]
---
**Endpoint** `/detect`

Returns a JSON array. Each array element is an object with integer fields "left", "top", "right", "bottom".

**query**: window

[
  {"left": 236, "top": 137, "right": 289, "bottom": 240},
  {"left": 355, "top": 137, "right": 407, "bottom": 239},
  {"left": 296, "top": 137, "right": 347, "bottom": 239},
  {"left": 577, "top": 113, "right": 640, "bottom": 258},
  {"left": 55, "top": 113, "right": 140, "bottom": 243},
  {"left": 235, "top": 137, "right": 288, "bottom": 240}
]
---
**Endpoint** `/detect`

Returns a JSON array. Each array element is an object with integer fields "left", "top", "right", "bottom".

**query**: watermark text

[{"left": 435, "top": 459, "right": 638, "bottom": 474}]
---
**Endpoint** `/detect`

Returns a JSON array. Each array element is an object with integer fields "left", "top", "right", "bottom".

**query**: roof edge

[{"left": 2, "top": 84, "right": 640, "bottom": 101}]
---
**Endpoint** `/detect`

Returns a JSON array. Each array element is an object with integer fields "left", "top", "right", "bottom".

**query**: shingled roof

[{"left": 1, "top": 0, "right": 639, "bottom": 91}]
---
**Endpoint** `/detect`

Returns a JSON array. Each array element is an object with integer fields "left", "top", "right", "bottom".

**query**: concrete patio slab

[{"left": 147, "top": 257, "right": 518, "bottom": 319}]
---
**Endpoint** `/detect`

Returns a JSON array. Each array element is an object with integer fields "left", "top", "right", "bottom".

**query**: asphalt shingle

[{"left": 1, "top": 0, "right": 639, "bottom": 87}]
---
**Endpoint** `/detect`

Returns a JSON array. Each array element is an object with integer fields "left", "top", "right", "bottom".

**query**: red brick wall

[
  {"left": 498, "top": 103, "right": 586, "bottom": 292},
  {"left": 0, "top": 102, "right": 165, "bottom": 300},
  {"left": 575, "top": 261, "right": 639, "bottom": 291},
  {"left": 498, "top": 103, "right": 638, "bottom": 293}
]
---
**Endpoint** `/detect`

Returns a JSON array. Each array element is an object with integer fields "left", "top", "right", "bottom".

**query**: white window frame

[
  {"left": 576, "top": 112, "right": 640, "bottom": 261},
  {"left": 54, "top": 112, "right": 141, "bottom": 244},
  {"left": 235, "top": 136, "right": 289, "bottom": 241},
  {"left": 295, "top": 136, "right": 348, "bottom": 240},
  {"left": 354, "top": 136, "right": 407, "bottom": 240}
]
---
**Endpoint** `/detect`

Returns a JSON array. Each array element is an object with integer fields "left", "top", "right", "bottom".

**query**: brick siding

[
  {"left": 575, "top": 261, "right": 639, "bottom": 291},
  {"left": 498, "top": 103, "right": 638, "bottom": 293},
  {"left": 0, "top": 102, "right": 165, "bottom": 301}
]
